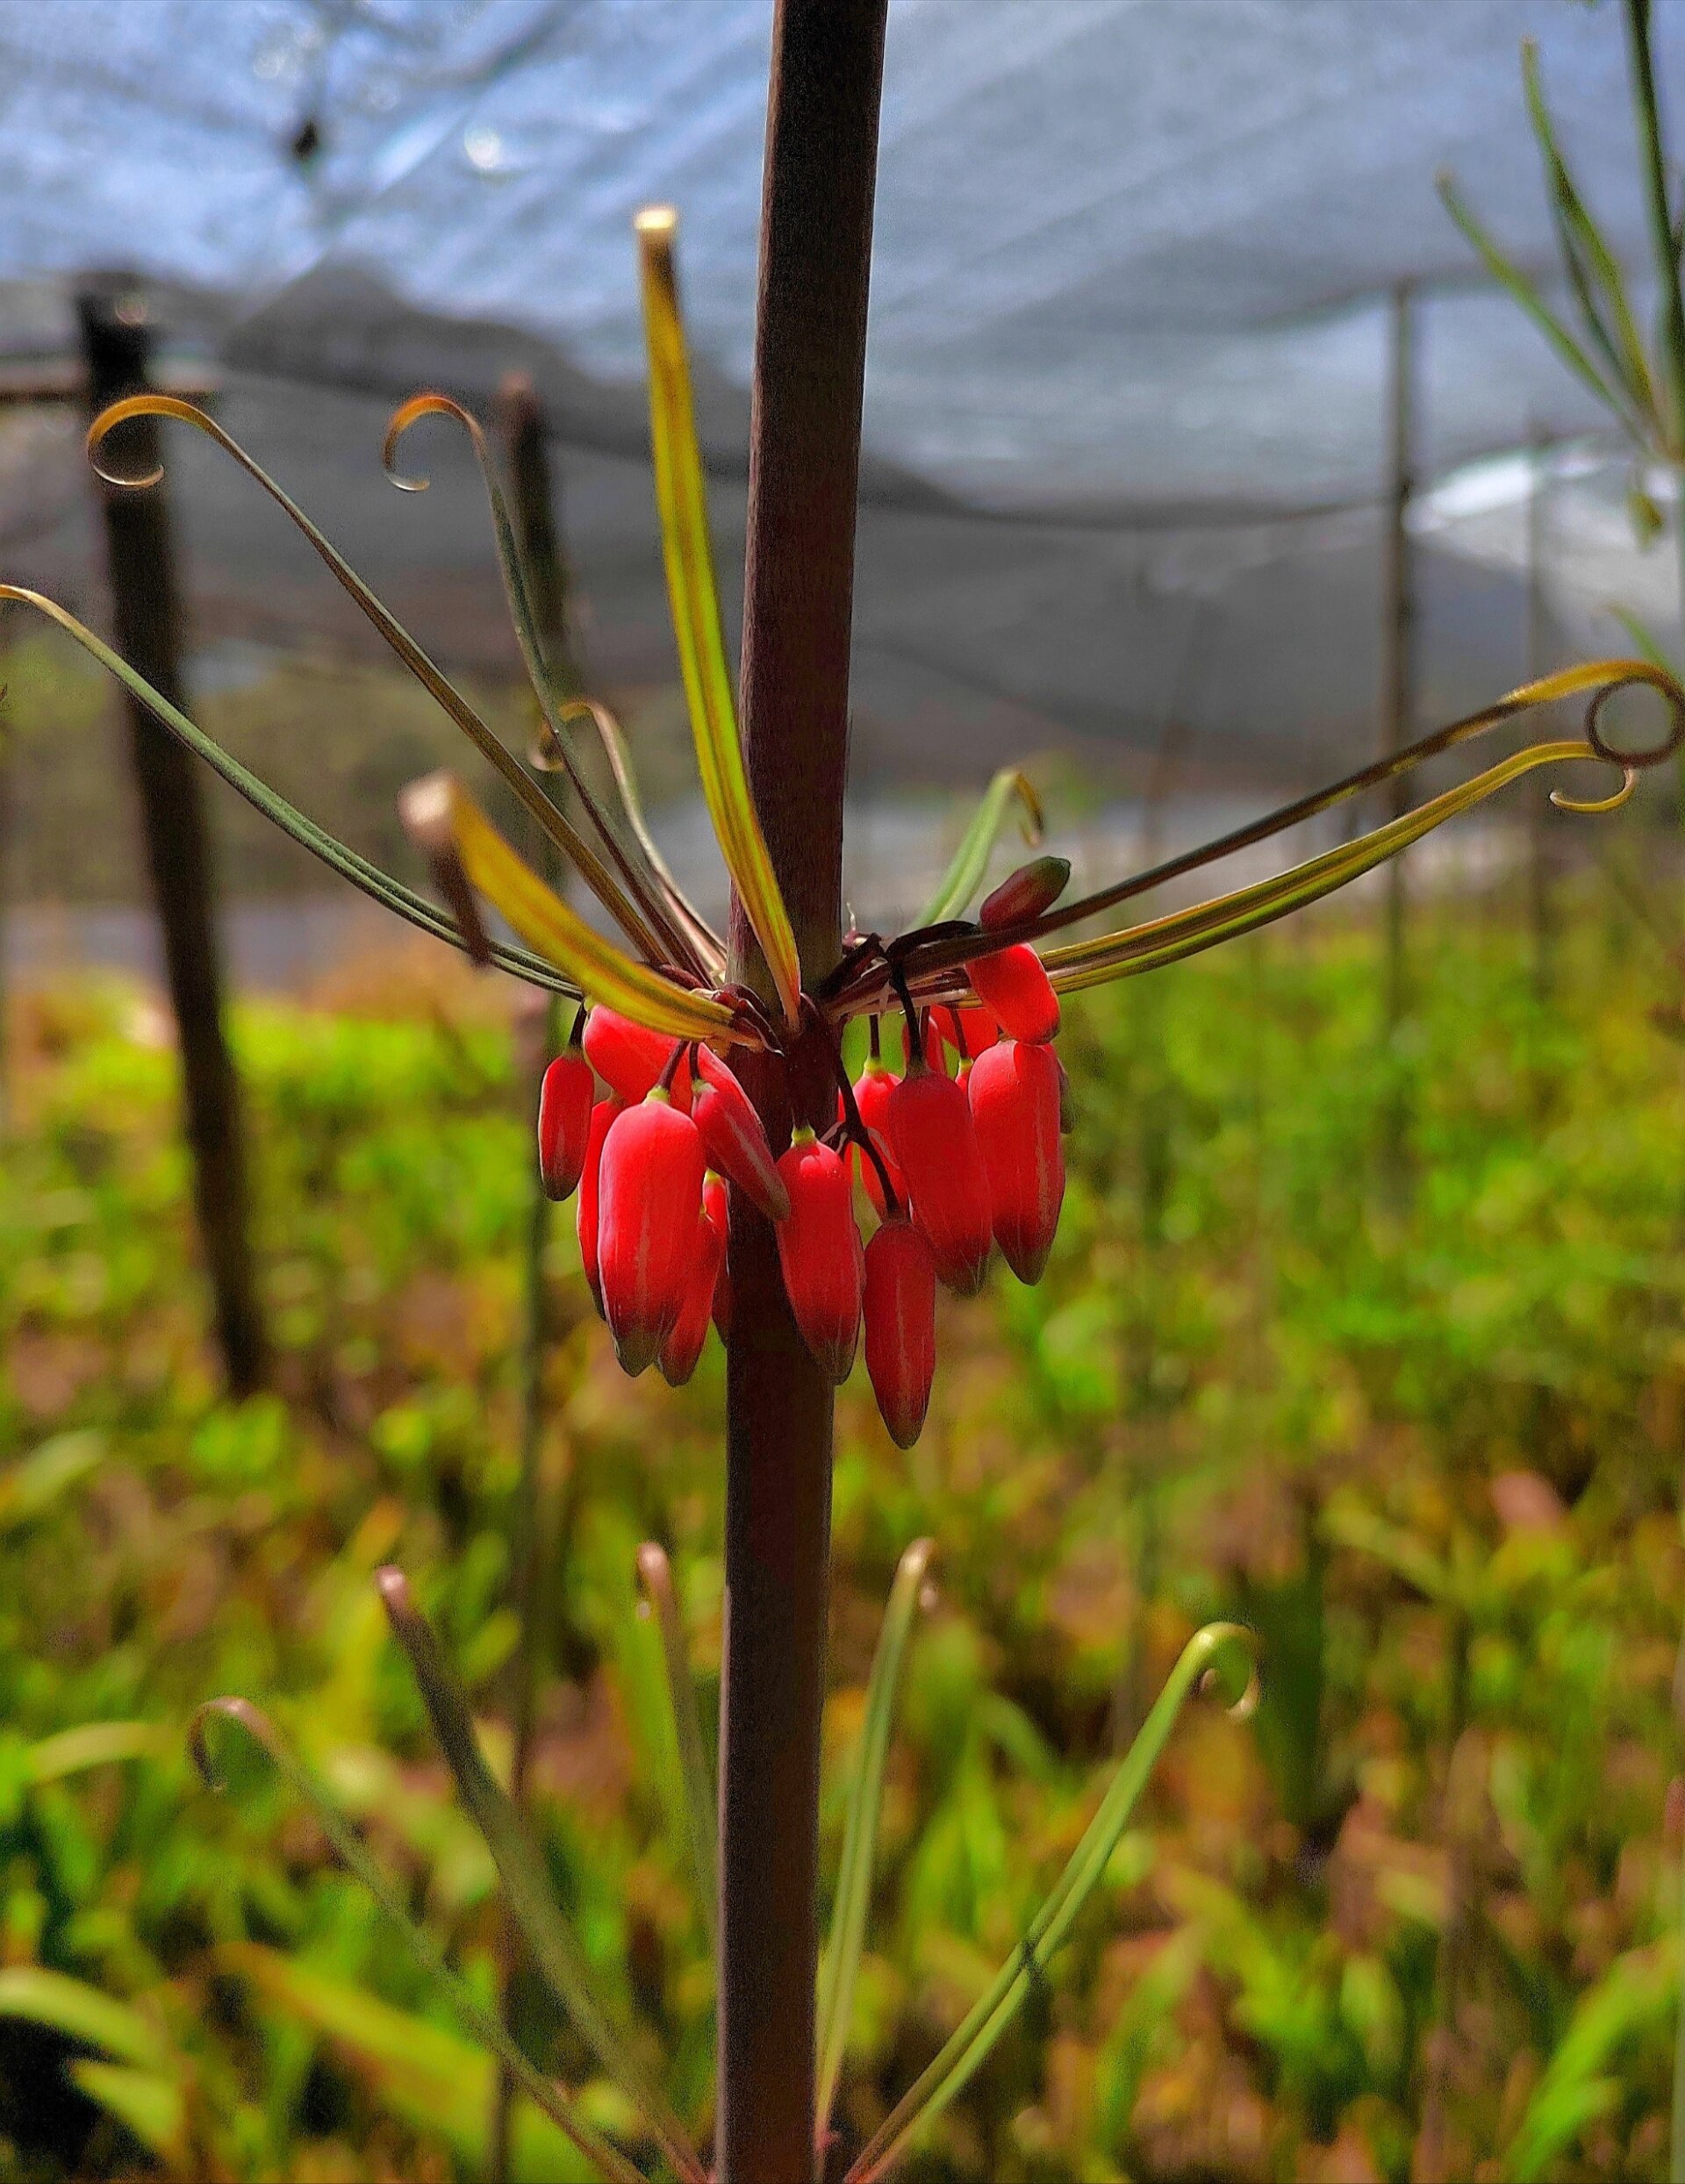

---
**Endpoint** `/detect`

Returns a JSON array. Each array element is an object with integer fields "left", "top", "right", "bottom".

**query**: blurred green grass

[{"left": 3, "top": 884, "right": 1685, "bottom": 2181}]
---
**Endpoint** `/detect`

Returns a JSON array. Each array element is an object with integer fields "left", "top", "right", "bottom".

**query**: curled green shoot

[
  {"left": 843, "top": 1622, "right": 1258, "bottom": 2184},
  {"left": 190, "top": 1695, "right": 649, "bottom": 2184}
]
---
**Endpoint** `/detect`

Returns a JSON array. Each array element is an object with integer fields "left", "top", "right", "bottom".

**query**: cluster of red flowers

[{"left": 534, "top": 894, "right": 1068, "bottom": 1448}]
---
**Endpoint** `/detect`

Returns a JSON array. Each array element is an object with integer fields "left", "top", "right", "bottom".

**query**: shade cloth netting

[{"left": 1, "top": 0, "right": 1682, "bottom": 795}]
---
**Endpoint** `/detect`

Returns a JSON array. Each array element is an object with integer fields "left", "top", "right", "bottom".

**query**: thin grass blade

[
  {"left": 84, "top": 395, "right": 661, "bottom": 954},
  {"left": 635, "top": 1544, "right": 717, "bottom": 1949},
  {"left": 844, "top": 1622, "right": 1258, "bottom": 2184},
  {"left": 190, "top": 1696, "right": 648, "bottom": 2184},
  {"left": 635, "top": 208, "right": 802, "bottom": 1027},
  {"left": 1522, "top": 41, "right": 1660, "bottom": 430},
  {"left": 399, "top": 771, "right": 742, "bottom": 1044},
  {"left": 0, "top": 588, "right": 576, "bottom": 994},
  {"left": 375, "top": 1569, "right": 706, "bottom": 2184},
  {"left": 816, "top": 1538, "right": 935, "bottom": 2135},
  {"left": 1438, "top": 176, "right": 1637, "bottom": 427},
  {"left": 915, "top": 773, "right": 1044, "bottom": 926}
]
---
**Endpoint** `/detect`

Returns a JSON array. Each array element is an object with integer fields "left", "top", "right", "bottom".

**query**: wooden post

[
  {"left": 1379, "top": 283, "right": 1416, "bottom": 1192},
  {"left": 1525, "top": 427, "right": 1557, "bottom": 1005},
  {"left": 77, "top": 285, "right": 264, "bottom": 1396},
  {"left": 719, "top": 6, "right": 888, "bottom": 2178}
]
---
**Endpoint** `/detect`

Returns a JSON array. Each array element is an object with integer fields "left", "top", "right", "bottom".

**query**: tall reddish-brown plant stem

[{"left": 719, "top": 4, "right": 887, "bottom": 2179}]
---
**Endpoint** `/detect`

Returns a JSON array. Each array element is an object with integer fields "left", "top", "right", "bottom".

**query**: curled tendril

[
  {"left": 381, "top": 389, "right": 478, "bottom": 494},
  {"left": 84, "top": 397, "right": 167, "bottom": 491}
]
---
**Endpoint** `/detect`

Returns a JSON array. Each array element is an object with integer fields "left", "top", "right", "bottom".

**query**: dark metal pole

[
  {"left": 77, "top": 284, "right": 264, "bottom": 1395},
  {"left": 720, "top": 5, "right": 888, "bottom": 2178}
]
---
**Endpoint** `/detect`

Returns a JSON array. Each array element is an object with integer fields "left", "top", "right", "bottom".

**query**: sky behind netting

[{"left": 2, "top": 1, "right": 1681, "bottom": 512}]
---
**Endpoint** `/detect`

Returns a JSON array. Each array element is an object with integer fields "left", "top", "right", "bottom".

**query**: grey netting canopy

[{"left": 1, "top": 0, "right": 1681, "bottom": 798}]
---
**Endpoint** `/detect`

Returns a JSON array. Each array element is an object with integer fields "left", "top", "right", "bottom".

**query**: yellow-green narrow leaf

[
  {"left": 399, "top": 771, "right": 742, "bottom": 1044},
  {"left": 636, "top": 206, "right": 802, "bottom": 1026},
  {"left": 915, "top": 770, "right": 1044, "bottom": 926}
]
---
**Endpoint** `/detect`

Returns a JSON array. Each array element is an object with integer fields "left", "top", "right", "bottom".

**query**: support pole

[
  {"left": 1525, "top": 427, "right": 1556, "bottom": 1005},
  {"left": 488, "top": 372, "right": 571, "bottom": 2184},
  {"left": 78, "top": 284, "right": 264, "bottom": 1395},
  {"left": 719, "top": 6, "right": 888, "bottom": 2178},
  {"left": 1380, "top": 283, "right": 1416, "bottom": 1191}
]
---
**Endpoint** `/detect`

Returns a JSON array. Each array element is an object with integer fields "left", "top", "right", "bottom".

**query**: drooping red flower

[
  {"left": 964, "top": 941, "right": 1060, "bottom": 1045},
  {"left": 577, "top": 1097, "right": 622, "bottom": 1315},
  {"left": 850, "top": 1062, "right": 905, "bottom": 1217},
  {"left": 584, "top": 1006, "right": 688, "bottom": 1106},
  {"left": 597, "top": 1092, "right": 707, "bottom": 1375},
  {"left": 931, "top": 1002, "right": 999, "bottom": 1061},
  {"left": 864, "top": 1217, "right": 936, "bottom": 1448},
  {"left": 969, "top": 1038, "right": 1065, "bottom": 1284},
  {"left": 887, "top": 1062, "right": 993, "bottom": 1295},
  {"left": 774, "top": 1128, "right": 864, "bottom": 1381},
  {"left": 692, "top": 1046, "right": 790, "bottom": 1220},
  {"left": 537, "top": 1049, "right": 595, "bottom": 1202},
  {"left": 659, "top": 1171, "right": 728, "bottom": 1386}
]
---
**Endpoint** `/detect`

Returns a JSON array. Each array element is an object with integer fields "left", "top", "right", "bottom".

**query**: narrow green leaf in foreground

[
  {"left": 0, "top": 589, "right": 576, "bottom": 996},
  {"left": 635, "top": 206, "right": 803, "bottom": 1027},
  {"left": 635, "top": 1544, "right": 717, "bottom": 1948},
  {"left": 916, "top": 770, "right": 1045, "bottom": 927},
  {"left": 844, "top": 1622, "right": 1258, "bottom": 2184},
  {"left": 0, "top": 1966, "right": 173, "bottom": 2074},
  {"left": 816, "top": 1538, "right": 935, "bottom": 2135},
  {"left": 190, "top": 1696, "right": 648, "bottom": 2184},
  {"left": 376, "top": 1569, "right": 707, "bottom": 2184},
  {"left": 1437, "top": 175, "right": 1639, "bottom": 433}
]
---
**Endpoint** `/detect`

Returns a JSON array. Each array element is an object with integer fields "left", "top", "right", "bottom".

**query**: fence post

[{"left": 77, "top": 283, "right": 264, "bottom": 1395}]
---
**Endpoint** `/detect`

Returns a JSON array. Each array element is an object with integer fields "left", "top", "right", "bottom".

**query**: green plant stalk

[
  {"left": 845, "top": 1623, "right": 1258, "bottom": 2184},
  {"left": 1673, "top": 1816, "right": 1685, "bottom": 2184},
  {"left": 1620, "top": 25, "right": 1685, "bottom": 2166},
  {"left": 815, "top": 1538, "right": 934, "bottom": 2132},
  {"left": 376, "top": 1570, "right": 706, "bottom": 2183},
  {"left": 491, "top": 988, "right": 561, "bottom": 2184},
  {"left": 191, "top": 1698, "right": 645, "bottom": 2184},
  {"left": 1622, "top": 0, "right": 1685, "bottom": 452},
  {"left": 636, "top": 1543, "right": 717, "bottom": 1946}
]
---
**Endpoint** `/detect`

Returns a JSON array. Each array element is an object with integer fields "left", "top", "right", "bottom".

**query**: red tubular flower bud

[
  {"left": 887, "top": 1063, "right": 993, "bottom": 1296},
  {"left": 933, "top": 1003, "right": 999, "bottom": 1060},
  {"left": 583, "top": 1006, "right": 690, "bottom": 1106},
  {"left": 706, "top": 1171, "right": 733, "bottom": 1342},
  {"left": 577, "top": 1097, "right": 621, "bottom": 1315},
  {"left": 964, "top": 942, "right": 1061, "bottom": 1045},
  {"left": 864, "top": 1217, "right": 937, "bottom": 1450},
  {"left": 537, "top": 1050, "right": 595, "bottom": 1202},
  {"left": 850, "top": 1063, "right": 905, "bottom": 1218},
  {"left": 979, "top": 854, "right": 1072, "bottom": 930},
  {"left": 692, "top": 1047, "right": 790, "bottom": 1220},
  {"left": 659, "top": 1173, "right": 728, "bottom": 1387},
  {"left": 968, "top": 1039, "right": 1065, "bottom": 1285},
  {"left": 1054, "top": 1050, "right": 1075, "bottom": 1136},
  {"left": 774, "top": 1129, "right": 864, "bottom": 1382},
  {"left": 598, "top": 1092, "right": 706, "bottom": 1376}
]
